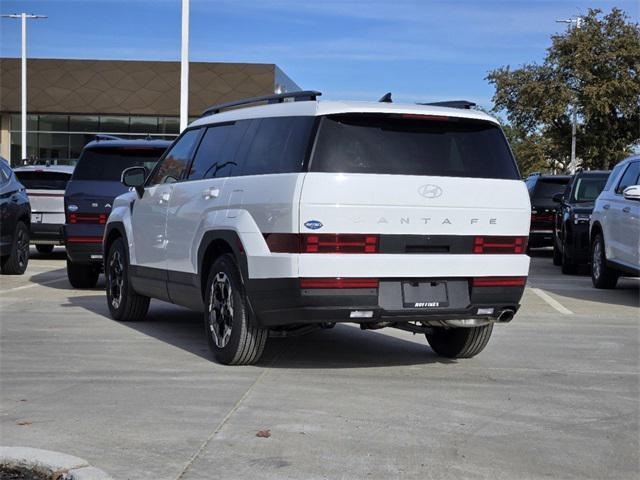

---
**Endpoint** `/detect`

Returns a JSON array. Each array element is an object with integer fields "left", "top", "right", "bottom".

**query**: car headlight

[{"left": 573, "top": 213, "right": 591, "bottom": 223}]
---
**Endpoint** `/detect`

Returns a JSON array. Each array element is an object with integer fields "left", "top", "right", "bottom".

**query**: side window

[
  {"left": 615, "top": 162, "right": 640, "bottom": 194},
  {"left": 188, "top": 122, "right": 249, "bottom": 180},
  {"left": 148, "top": 129, "right": 201, "bottom": 185},
  {"left": 239, "top": 117, "right": 315, "bottom": 176}
]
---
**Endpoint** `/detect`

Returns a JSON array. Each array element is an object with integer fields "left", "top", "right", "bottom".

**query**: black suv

[
  {"left": 64, "top": 138, "right": 170, "bottom": 288},
  {"left": 0, "top": 157, "right": 31, "bottom": 275},
  {"left": 525, "top": 173, "right": 572, "bottom": 248},
  {"left": 552, "top": 170, "right": 610, "bottom": 273}
]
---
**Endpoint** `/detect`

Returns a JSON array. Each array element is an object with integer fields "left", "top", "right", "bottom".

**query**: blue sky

[{"left": 1, "top": 0, "right": 638, "bottom": 109}]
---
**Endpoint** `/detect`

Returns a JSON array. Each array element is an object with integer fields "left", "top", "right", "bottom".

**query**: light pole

[
  {"left": 179, "top": 0, "right": 189, "bottom": 132},
  {"left": 556, "top": 16, "right": 583, "bottom": 173},
  {"left": 1, "top": 13, "right": 47, "bottom": 163}
]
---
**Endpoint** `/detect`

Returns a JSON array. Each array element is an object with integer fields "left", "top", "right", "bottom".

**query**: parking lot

[{"left": 1, "top": 249, "right": 638, "bottom": 479}]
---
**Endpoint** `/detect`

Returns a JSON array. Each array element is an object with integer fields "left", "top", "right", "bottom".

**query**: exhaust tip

[{"left": 498, "top": 309, "right": 515, "bottom": 322}]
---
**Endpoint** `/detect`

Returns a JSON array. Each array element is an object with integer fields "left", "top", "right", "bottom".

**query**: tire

[
  {"left": 591, "top": 233, "right": 618, "bottom": 289},
  {"left": 66, "top": 258, "right": 99, "bottom": 289},
  {"left": 204, "top": 254, "right": 267, "bottom": 365},
  {"left": 561, "top": 241, "right": 577, "bottom": 275},
  {"left": 36, "top": 244, "right": 55, "bottom": 254},
  {"left": 552, "top": 240, "right": 562, "bottom": 266},
  {"left": 0, "top": 221, "right": 30, "bottom": 275},
  {"left": 105, "top": 237, "right": 149, "bottom": 321},
  {"left": 426, "top": 324, "right": 493, "bottom": 359}
]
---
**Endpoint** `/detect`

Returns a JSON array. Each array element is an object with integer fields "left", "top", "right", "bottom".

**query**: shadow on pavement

[
  {"left": 66, "top": 295, "right": 451, "bottom": 368},
  {"left": 540, "top": 278, "right": 640, "bottom": 309},
  {"left": 28, "top": 268, "right": 105, "bottom": 291}
]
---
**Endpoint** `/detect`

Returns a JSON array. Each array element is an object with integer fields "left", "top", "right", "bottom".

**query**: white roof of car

[
  {"left": 13, "top": 164, "right": 75, "bottom": 174},
  {"left": 190, "top": 100, "right": 499, "bottom": 128}
]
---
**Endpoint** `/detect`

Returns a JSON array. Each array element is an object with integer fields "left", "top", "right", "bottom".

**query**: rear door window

[
  {"left": 310, "top": 114, "right": 519, "bottom": 179},
  {"left": 15, "top": 171, "right": 72, "bottom": 190},
  {"left": 571, "top": 175, "right": 608, "bottom": 202},
  {"left": 74, "top": 147, "right": 166, "bottom": 182},
  {"left": 238, "top": 117, "right": 315, "bottom": 176},
  {"left": 188, "top": 122, "right": 249, "bottom": 180}
]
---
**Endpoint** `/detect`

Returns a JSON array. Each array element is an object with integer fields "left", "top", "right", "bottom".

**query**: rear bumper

[
  {"left": 529, "top": 230, "right": 554, "bottom": 248},
  {"left": 30, "top": 223, "right": 64, "bottom": 244},
  {"left": 247, "top": 278, "right": 524, "bottom": 327},
  {"left": 64, "top": 224, "right": 104, "bottom": 265}
]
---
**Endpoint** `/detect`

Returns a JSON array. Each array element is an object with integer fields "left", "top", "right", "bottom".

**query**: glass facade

[{"left": 9, "top": 113, "right": 183, "bottom": 164}]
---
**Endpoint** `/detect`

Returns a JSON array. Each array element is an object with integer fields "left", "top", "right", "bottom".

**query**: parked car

[
  {"left": 525, "top": 173, "right": 572, "bottom": 249},
  {"left": 104, "top": 91, "right": 531, "bottom": 365},
  {"left": 552, "top": 170, "right": 610, "bottom": 274},
  {"left": 590, "top": 155, "right": 640, "bottom": 288},
  {"left": 0, "top": 157, "right": 31, "bottom": 274},
  {"left": 14, "top": 164, "right": 74, "bottom": 254},
  {"left": 64, "top": 138, "right": 170, "bottom": 288}
]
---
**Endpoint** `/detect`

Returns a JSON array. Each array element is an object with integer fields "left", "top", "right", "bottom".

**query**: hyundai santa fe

[{"left": 103, "top": 91, "right": 531, "bottom": 365}]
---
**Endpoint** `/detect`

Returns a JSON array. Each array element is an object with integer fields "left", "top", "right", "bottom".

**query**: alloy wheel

[
  {"left": 108, "top": 250, "right": 124, "bottom": 309},
  {"left": 16, "top": 227, "right": 29, "bottom": 269},
  {"left": 208, "top": 272, "right": 234, "bottom": 348}
]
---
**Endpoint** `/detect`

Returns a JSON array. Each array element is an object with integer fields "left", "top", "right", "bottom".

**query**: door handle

[
  {"left": 623, "top": 207, "right": 631, "bottom": 213},
  {"left": 202, "top": 188, "right": 220, "bottom": 200},
  {"left": 603, "top": 204, "right": 610, "bottom": 210},
  {"left": 159, "top": 192, "right": 170, "bottom": 204}
]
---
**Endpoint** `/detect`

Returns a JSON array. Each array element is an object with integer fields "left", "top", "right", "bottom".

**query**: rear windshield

[
  {"left": 15, "top": 171, "right": 71, "bottom": 190},
  {"left": 572, "top": 175, "right": 608, "bottom": 202},
  {"left": 532, "top": 178, "right": 570, "bottom": 200},
  {"left": 73, "top": 147, "right": 165, "bottom": 181},
  {"left": 310, "top": 114, "right": 519, "bottom": 179}
]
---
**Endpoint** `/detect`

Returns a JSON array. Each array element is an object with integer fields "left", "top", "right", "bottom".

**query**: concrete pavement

[{"left": 1, "top": 248, "right": 638, "bottom": 479}]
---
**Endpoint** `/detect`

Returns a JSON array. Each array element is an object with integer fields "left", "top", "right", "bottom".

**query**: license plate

[
  {"left": 32, "top": 213, "right": 43, "bottom": 224},
  {"left": 402, "top": 280, "right": 449, "bottom": 308}
]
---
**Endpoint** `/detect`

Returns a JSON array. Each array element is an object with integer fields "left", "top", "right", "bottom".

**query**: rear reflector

[
  {"left": 66, "top": 236, "right": 103, "bottom": 244},
  {"left": 472, "top": 277, "right": 527, "bottom": 287},
  {"left": 265, "top": 234, "right": 379, "bottom": 254},
  {"left": 300, "top": 278, "right": 379, "bottom": 289},
  {"left": 473, "top": 236, "right": 527, "bottom": 254},
  {"left": 67, "top": 213, "right": 107, "bottom": 225}
]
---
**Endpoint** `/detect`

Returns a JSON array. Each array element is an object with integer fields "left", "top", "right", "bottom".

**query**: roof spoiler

[
  {"left": 202, "top": 90, "right": 322, "bottom": 117},
  {"left": 418, "top": 100, "right": 476, "bottom": 109}
]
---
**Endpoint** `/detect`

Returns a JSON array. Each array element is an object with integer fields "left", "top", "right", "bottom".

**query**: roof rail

[
  {"left": 419, "top": 100, "right": 476, "bottom": 110},
  {"left": 202, "top": 90, "right": 322, "bottom": 117},
  {"left": 93, "top": 134, "right": 122, "bottom": 142}
]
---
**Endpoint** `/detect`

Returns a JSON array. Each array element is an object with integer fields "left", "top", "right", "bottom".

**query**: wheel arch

[
  {"left": 197, "top": 230, "right": 249, "bottom": 303},
  {"left": 103, "top": 222, "right": 128, "bottom": 262},
  {"left": 590, "top": 221, "right": 603, "bottom": 246}
]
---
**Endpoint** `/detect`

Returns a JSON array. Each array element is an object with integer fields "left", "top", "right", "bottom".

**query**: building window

[{"left": 69, "top": 115, "right": 99, "bottom": 132}]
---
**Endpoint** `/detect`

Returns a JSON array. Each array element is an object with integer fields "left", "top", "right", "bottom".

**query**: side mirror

[
  {"left": 623, "top": 185, "right": 640, "bottom": 201},
  {"left": 552, "top": 192, "right": 564, "bottom": 203},
  {"left": 121, "top": 166, "right": 146, "bottom": 198}
]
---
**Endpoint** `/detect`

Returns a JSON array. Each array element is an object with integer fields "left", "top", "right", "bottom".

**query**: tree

[{"left": 487, "top": 8, "right": 640, "bottom": 173}]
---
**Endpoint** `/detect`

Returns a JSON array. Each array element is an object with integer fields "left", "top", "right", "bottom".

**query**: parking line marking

[
  {"left": 0, "top": 276, "right": 68, "bottom": 294},
  {"left": 530, "top": 287, "right": 574, "bottom": 315}
]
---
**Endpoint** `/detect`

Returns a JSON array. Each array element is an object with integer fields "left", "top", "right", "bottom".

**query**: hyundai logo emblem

[
  {"left": 418, "top": 184, "right": 443, "bottom": 199},
  {"left": 304, "top": 220, "right": 323, "bottom": 230}
]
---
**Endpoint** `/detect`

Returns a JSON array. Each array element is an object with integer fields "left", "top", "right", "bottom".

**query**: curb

[{"left": 0, "top": 447, "right": 113, "bottom": 480}]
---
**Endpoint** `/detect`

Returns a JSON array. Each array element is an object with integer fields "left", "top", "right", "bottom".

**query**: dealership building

[{"left": 0, "top": 58, "right": 300, "bottom": 165}]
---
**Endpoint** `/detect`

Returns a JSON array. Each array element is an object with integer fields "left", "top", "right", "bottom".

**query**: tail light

[
  {"left": 300, "top": 278, "right": 379, "bottom": 289},
  {"left": 265, "top": 234, "right": 379, "bottom": 254},
  {"left": 472, "top": 277, "right": 527, "bottom": 287},
  {"left": 67, "top": 213, "right": 107, "bottom": 225},
  {"left": 473, "top": 236, "right": 527, "bottom": 254}
]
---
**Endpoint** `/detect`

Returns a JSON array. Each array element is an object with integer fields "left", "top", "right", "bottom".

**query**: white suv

[
  {"left": 590, "top": 155, "right": 640, "bottom": 288},
  {"left": 103, "top": 91, "right": 531, "bottom": 365}
]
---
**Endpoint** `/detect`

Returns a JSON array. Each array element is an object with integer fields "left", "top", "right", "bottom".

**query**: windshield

[
  {"left": 310, "top": 114, "right": 519, "bottom": 179},
  {"left": 572, "top": 175, "right": 608, "bottom": 202},
  {"left": 72, "top": 147, "right": 165, "bottom": 181},
  {"left": 15, "top": 171, "right": 71, "bottom": 190}
]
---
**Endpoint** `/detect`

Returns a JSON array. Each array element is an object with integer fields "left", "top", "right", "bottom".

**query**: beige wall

[{"left": 0, "top": 58, "right": 279, "bottom": 116}]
